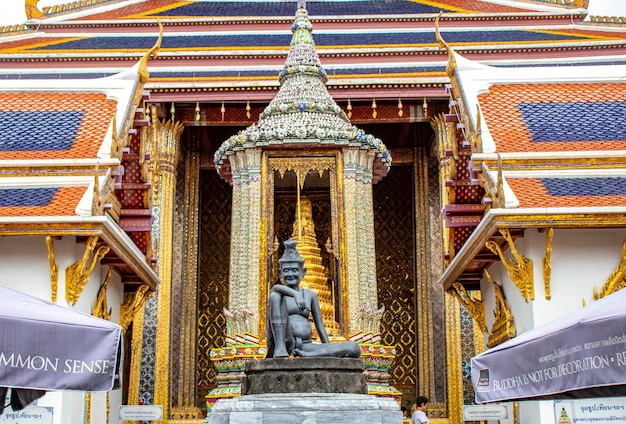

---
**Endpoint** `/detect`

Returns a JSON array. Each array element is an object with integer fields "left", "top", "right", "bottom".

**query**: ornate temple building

[{"left": 1, "top": 0, "right": 626, "bottom": 423}]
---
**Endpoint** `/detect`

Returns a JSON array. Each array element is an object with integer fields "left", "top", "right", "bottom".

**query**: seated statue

[{"left": 266, "top": 238, "right": 361, "bottom": 359}]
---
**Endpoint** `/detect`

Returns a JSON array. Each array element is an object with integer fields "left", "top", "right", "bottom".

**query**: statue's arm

[
  {"left": 271, "top": 284, "right": 305, "bottom": 309},
  {"left": 309, "top": 291, "right": 329, "bottom": 343}
]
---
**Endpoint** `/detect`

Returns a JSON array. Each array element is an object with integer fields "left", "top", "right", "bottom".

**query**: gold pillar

[
  {"left": 415, "top": 144, "right": 436, "bottom": 399},
  {"left": 227, "top": 148, "right": 262, "bottom": 334},
  {"left": 152, "top": 117, "right": 184, "bottom": 422},
  {"left": 172, "top": 144, "right": 202, "bottom": 417},
  {"left": 126, "top": 295, "right": 146, "bottom": 410},
  {"left": 342, "top": 147, "right": 378, "bottom": 330},
  {"left": 445, "top": 294, "right": 463, "bottom": 422}
]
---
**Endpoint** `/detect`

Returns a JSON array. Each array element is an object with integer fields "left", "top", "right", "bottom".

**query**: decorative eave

[
  {"left": 149, "top": 82, "right": 449, "bottom": 101},
  {"left": 439, "top": 206, "right": 626, "bottom": 291},
  {"left": 25, "top": 0, "right": 589, "bottom": 28},
  {"left": 439, "top": 39, "right": 626, "bottom": 156},
  {"left": 0, "top": 24, "right": 163, "bottom": 289},
  {"left": 437, "top": 18, "right": 626, "bottom": 292},
  {"left": 588, "top": 16, "right": 626, "bottom": 25},
  {"left": 472, "top": 151, "right": 626, "bottom": 172},
  {"left": 4, "top": 39, "right": 626, "bottom": 64},
  {"left": 26, "top": 0, "right": 119, "bottom": 21},
  {"left": 0, "top": 214, "right": 158, "bottom": 289},
  {"left": 0, "top": 159, "right": 121, "bottom": 177},
  {"left": 0, "top": 24, "right": 30, "bottom": 36}
]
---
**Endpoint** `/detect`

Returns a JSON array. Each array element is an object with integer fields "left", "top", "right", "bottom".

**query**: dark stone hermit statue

[{"left": 266, "top": 238, "right": 361, "bottom": 358}]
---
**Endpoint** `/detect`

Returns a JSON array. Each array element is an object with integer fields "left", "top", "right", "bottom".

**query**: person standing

[{"left": 412, "top": 396, "right": 430, "bottom": 424}]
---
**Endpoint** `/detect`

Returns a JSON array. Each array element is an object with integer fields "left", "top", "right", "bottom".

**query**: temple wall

[
  {"left": 483, "top": 228, "right": 626, "bottom": 334},
  {"left": 0, "top": 234, "right": 123, "bottom": 314},
  {"left": 481, "top": 227, "right": 626, "bottom": 423}
]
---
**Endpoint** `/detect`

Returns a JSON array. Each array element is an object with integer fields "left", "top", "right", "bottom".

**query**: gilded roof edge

[{"left": 439, "top": 207, "right": 626, "bottom": 290}]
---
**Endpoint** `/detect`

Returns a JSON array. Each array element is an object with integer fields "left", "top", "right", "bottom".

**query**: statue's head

[{"left": 278, "top": 238, "right": 306, "bottom": 287}]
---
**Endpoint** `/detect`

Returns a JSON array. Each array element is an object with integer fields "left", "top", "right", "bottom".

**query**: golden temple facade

[{"left": 1, "top": 0, "right": 626, "bottom": 423}]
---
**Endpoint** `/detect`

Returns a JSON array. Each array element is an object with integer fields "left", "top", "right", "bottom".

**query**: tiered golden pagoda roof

[{"left": 214, "top": 2, "right": 391, "bottom": 183}]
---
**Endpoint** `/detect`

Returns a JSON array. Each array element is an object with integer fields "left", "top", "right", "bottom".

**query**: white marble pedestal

[{"left": 207, "top": 392, "right": 402, "bottom": 424}]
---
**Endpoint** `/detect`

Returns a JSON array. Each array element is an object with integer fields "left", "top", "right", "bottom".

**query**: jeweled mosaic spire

[{"left": 215, "top": 2, "right": 391, "bottom": 182}]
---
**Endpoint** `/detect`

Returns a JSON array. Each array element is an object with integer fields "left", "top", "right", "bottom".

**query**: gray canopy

[
  {"left": 471, "top": 288, "right": 626, "bottom": 403},
  {"left": 0, "top": 284, "right": 123, "bottom": 393}
]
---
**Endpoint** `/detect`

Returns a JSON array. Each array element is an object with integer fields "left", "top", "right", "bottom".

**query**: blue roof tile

[
  {"left": 30, "top": 30, "right": 582, "bottom": 51},
  {"left": 147, "top": 1, "right": 449, "bottom": 17},
  {"left": 541, "top": 177, "right": 626, "bottom": 196},
  {"left": 0, "top": 111, "right": 84, "bottom": 151},
  {"left": 0, "top": 188, "right": 57, "bottom": 207},
  {"left": 0, "top": 66, "right": 446, "bottom": 80},
  {"left": 519, "top": 101, "right": 626, "bottom": 143}
]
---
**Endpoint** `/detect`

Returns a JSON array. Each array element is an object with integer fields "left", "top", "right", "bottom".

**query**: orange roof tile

[
  {"left": 0, "top": 186, "right": 87, "bottom": 217},
  {"left": 507, "top": 177, "right": 626, "bottom": 208}
]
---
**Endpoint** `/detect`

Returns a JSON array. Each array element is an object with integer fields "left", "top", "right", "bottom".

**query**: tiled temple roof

[
  {"left": 0, "top": 92, "right": 116, "bottom": 160},
  {"left": 0, "top": 0, "right": 619, "bottom": 103},
  {"left": 0, "top": 78, "right": 130, "bottom": 208},
  {"left": 0, "top": 55, "right": 160, "bottom": 288},
  {"left": 437, "top": 36, "right": 626, "bottom": 288},
  {"left": 506, "top": 176, "right": 626, "bottom": 208},
  {"left": 0, "top": 185, "right": 88, "bottom": 216},
  {"left": 477, "top": 83, "right": 626, "bottom": 153},
  {"left": 1, "top": 29, "right": 597, "bottom": 54},
  {"left": 68, "top": 0, "right": 534, "bottom": 21}
]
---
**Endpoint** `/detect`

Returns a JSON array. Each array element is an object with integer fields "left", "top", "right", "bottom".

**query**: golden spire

[{"left": 435, "top": 12, "right": 457, "bottom": 77}]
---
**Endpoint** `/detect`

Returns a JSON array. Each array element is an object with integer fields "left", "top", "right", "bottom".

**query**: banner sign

[{"left": 473, "top": 320, "right": 626, "bottom": 402}]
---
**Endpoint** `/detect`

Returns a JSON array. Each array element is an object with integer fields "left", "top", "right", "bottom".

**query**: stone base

[
  {"left": 207, "top": 393, "right": 402, "bottom": 424},
  {"left": 242, "top": 357, "right": 367, "bottom": 394}
]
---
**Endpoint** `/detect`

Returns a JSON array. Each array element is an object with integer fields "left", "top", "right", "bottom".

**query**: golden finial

[
  {"left": 397, "top": 98, "right": 403, "bottom": 117},
  {"left": 347, "top": 99, "right": 352, "bottom": 119},
  {"left": 195, "top": 102, "right": 201, "bottom": 121},
  {"left": 138, "top": 21, "right": 163, "bottom": 84},
  {"left": 93, "top": 163, "right": 101, "bottom": 211},
  {"left": 435, "top": 12, "right": 457, "bottom": 77},
  {"left": 372, "top": 98, "right": 377, "bottom": 119},
  {"left": 25, "top": 0, "right": 44, "bottom": 20},
  {"left": 221, "top": 101, "right": 226, "bottom": 122},
  {"left": 110, "top": 108, "right": 121, "bottom": 158},
  {"left": 422, "top": 97, "right": 428, "bottom": 119},
  {"left": 170, "top": 102, "right": 175, "bottom": 120},
  {"left": 435, "top": 12, "right": 450, "bottom": 52},
  {"left": 246, "top": 99, "right": 251, "bottom": 119}
]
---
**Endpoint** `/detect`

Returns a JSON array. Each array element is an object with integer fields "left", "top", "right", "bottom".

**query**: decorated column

[
  {"left": 150, "top": 114, "right": 184, "bottom": 422},
  {"left": 342, "top": 148, "right": 379, "bottom": 328},
  {"left": 228, "top": 148, "right": 262, "bottom": 333}
]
